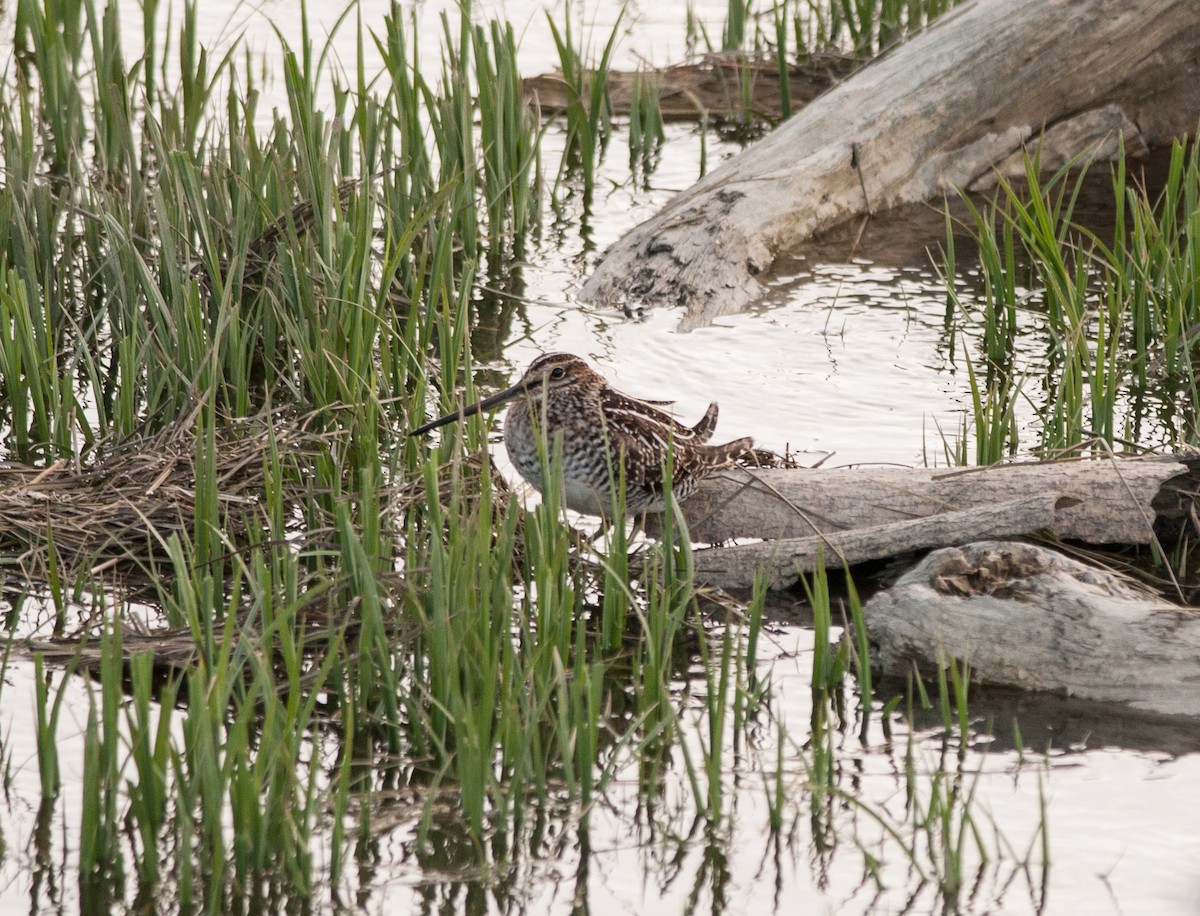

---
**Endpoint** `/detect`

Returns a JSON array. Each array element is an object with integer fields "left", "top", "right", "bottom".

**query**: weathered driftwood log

[
  {"left": 688, "top": 494, "right": 1059, "bottom": 588},
  {"left": 669, "top": 456, "right": 1192, "bottom": 589},
  {"left": 581, "top": 0, "right": 1200, "bottom": 329},
  {"left": 862, "top": 541, "right": 1200, "bottom": 718}
]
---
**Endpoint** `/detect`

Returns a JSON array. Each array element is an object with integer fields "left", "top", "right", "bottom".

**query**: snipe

[{"left": 409, "top": 353, "right": 753, "bottom": 517}]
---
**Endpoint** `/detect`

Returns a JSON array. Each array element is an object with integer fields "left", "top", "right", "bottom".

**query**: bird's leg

[{"left": 579, "top": 512, "right": 651, "bottom": 565}]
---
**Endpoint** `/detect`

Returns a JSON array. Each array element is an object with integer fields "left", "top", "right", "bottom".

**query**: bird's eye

[{"left": 550, "top": 366, "right": 566, "bottom": 380}]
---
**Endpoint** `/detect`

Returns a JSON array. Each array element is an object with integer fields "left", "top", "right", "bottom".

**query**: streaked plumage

[{"left": 409, "top": 353, "right": 753, "bottom": 516}]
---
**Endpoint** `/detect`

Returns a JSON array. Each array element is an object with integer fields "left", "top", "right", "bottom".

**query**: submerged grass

[{"left": 796, "top": 556, "right": 1045, "bottom": 910}]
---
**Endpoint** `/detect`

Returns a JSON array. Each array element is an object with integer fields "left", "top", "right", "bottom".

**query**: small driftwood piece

[
  {"left": 669, "top": 456, "right": 1191, "bottom": 589},
  {"left": 581, "top": 0, "right": 1200, "bottom": 328},
  {"left": 522, "top": 52, "right": 839, "bottom": 120},
  {"left": 863, "top": 541, "right": 1200, "bottom": 718}
]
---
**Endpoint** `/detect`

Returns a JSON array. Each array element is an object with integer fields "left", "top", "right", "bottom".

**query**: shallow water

[{"left": 2, "top": 2, "right": 1199, "bottom": 914}]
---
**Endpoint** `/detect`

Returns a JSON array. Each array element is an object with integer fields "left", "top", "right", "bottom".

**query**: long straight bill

[{"left": 409, "top": 382, "right": 526, "bottom": 436}]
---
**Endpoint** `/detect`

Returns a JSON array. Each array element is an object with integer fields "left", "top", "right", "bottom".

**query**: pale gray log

[
  {"left": 580, "top": 0, "right": 1200, "bottom": 328},
  {"left": 689, "top": 494, "right": 1057, "bottom": 589},
  {"left": 863, "top": 541, "right": 1200, "bottom": 718},
  {"left": 672, "top": 458, "right": 1186, "bottom": 546}
]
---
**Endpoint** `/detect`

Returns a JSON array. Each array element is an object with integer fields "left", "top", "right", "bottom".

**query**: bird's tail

[
  {"left": 701, "top": 436, "right": 754, "bottom": 468},
  {"left": 689, "top": 403, "right": 720, "bottom": 442}
]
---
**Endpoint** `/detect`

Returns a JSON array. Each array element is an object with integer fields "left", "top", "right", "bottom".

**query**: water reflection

[
  {"left": 898, "top": 679, "right": 1200, "bottom": 759},
  {"left": 4, "top": 611, "right": 1197, "bottom": 915},
  {"left": 322, "top": 626, "right": 1058, "bottom": 914}
]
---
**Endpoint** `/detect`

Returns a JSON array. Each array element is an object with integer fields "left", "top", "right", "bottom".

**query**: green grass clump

[
  {"left": 548, "top": 5, "right": 623, "bottom": 212},
  {"left": 947, "top": 141, "right": 1200, "bottom": 461},
  {"left": 691, "top": 0, "right": 960, "bottom": 60}
]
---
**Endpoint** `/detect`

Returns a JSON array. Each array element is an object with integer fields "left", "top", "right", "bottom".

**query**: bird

[{"left": 409, "top": 352, "right": 753, "bottom": 517}]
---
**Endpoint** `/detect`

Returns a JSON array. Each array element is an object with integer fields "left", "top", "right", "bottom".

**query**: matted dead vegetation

[
  {"left": 23, "top": 565, "right": 419, "bottom": 690},
  {"left": 0, "top": 412, "right": 322, "bottom": 584},
  {"left": 0, "top": 409, "right": 500, "bottom": 669},
  {"left": 0, "top": 413, "right": 501, "bottom": 574}
]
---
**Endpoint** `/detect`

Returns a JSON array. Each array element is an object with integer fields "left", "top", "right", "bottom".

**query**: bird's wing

[
  {"left": 606, "top": 421, "right": 678, "bottom": 494},
  {"left": 598, "top": 400, "right": 697, "bottom": 493}
]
